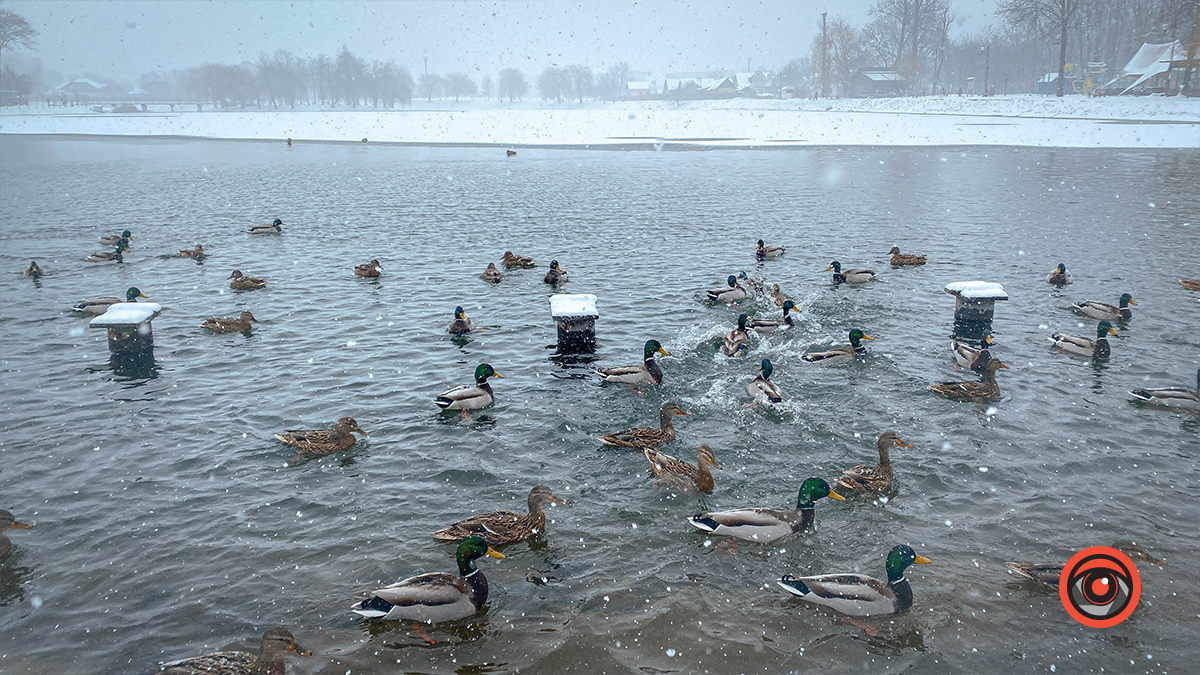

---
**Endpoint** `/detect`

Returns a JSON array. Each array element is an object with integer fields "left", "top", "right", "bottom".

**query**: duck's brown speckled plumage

[
  {"left": 835, "top": 431, "right": 911, "bottom": 496},
  {"left": 432, "top": 485, "right": 567, "bottom": 546},
  {"left": 228, "top": 270, "right": 267, "bottom": 290},
  {"left": 201, "top": 311, "right": 257, "bottom": 333},
  {"left": 159, "top": 626, "right": 310, "bottom": 675},
  {"left": 275, "top": 417, "right": 367, "bottom": 459},
  {"left": 930, "top": 358, "right": 1008, "bottom": 402},
  {"left": 598, "top": 402, "right": 687, "bottom": 448},
  {"left": 644, "top": 445, "right": 722, "bottom": 493}
]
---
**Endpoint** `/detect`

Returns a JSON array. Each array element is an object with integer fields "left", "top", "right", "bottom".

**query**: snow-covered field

[{"left": 1, "top": 95, "right": 1197, "bottom": 148}]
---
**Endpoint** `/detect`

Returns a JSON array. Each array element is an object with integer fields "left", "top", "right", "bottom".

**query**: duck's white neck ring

[{"left": 463, "top": 569, "right": 480, "bottom": 578}]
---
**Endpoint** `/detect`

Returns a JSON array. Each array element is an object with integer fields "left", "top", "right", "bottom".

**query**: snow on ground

[{"left": 1, "top": 95, "right": 1197, "bottom": 148}]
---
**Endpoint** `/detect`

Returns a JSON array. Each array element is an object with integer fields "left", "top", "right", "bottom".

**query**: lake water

[{"left": 0, "top": 136, "right": 1198, "bottom": 675}]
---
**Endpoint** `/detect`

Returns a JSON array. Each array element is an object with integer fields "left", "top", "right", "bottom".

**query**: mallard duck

[
  {"left": 1049, "top": 320, "right": 1117, "bottom": 358},
  {"left": 645, "top": 445, "right": 722, "bottom": 493},
  {"left": 747, "top": 359, "right": 784, "bottom": 403},
  {"left": 688, "top": 477, "right": 845, "bottom": 543},
  {"left": 501, "top": 251, "right": 536, "bottom": 268},
  {"left": 85, "top": 244, "right": 128, "bottom": 262},
  {"left": 825, "top": 261, "right": 875, "bottom": 284},
  {"left": 179, "top": 244, "right": 206, "bottom": 258},
  {"left": 354, "top": 259, "right": 383, "bottom": 277},
  {"left": 801, "top": 329, "right": 874, "bottom": 364},
  {"left": 598, "top": 339, "right": 669, "bottom": 385},
  {"left": 159, "top": 626, "right": 310, "bottom": 675},
  {"left": 506, "top": 149, "right": 517, "bottom": 157},
  {"left": 597, "top": 401, "right": 687, "bottom": 448},
  {"left": 834, "top": 431, "right": 911, "bottom": 496},
  {"left": 952, "top": 331, "right": 994, "bottom": 373},
  {"left": 351, "top": 536, "right": 504, "bottom": 622},
  {"left": 100, "top": 230, "right": 132, "bottom": 246},
  {"left": 71, "top": 287, "right": 147, "bottom": 315},
  {"left": 779, "top": 545, "right": 931, "bottom": 616},
  {"left": 1047, "top": 263, "right": 1072, "bottom": 285},
  {"left": 0, "top": 509, "right": 33, "bottom": 559},
  {"left": 756, "top": 239, "right": 785, "bottom": 259},
  {"left": 721, "top": 315, "right": 750, "bottom": 356},
  {"left": 447, "top": 306, "right": 475, "bottom": 335},
  {"left": 543, "top": 260, "right": 568, "bottom": 284},
  {"left": 930, "top": 358, "right": 1008, "bottom": 402},
  {"left": 481, "top": 263, "right": 503, "bottom": 283},
  {"left": 706, "top": 275, "right": 747, "bottom": 303},
  {"left": 887, "top": 246, "right": 927, "bottom": 266},
  {"left": 23, "top": 261, "right": 44, "bottom": 278},
  {"left": 249, "top": 218, "right": 283, "bottom": 234},
  {"left": 228, "top": 270, "right": 267, "bottom": 290},
  {"left": 770, "top": 284, "right": 787, "bottom": 308},
  {"left": 435, "top": 364, "right": 502, "bottom": 413},
  {"left": 1130, "top": 367, "right": 1199, "bottom": 411},
  {"left": 275, "top": 417, "right": 367, "bottom": 459},
  {"left": 1180, "top": 278, "right": 1200, "bottom": 291},
  {"left": 432, "top": 484, "right": 567, "bottom": 546},
  {"left": 748, "top": 301, "right": 797, "bottom": 334},
  {"left": 1004, "top": 562, "right": 1062, "bottom": 589},
  {"left": 737, "top": 271, "right": 766, "bottom": 295},
  {"left": 1073, "top": 293, "right": 1136, "bottom": 321},
  {"left": 201, "top": 311, "right": 257, "bottom": 333}
]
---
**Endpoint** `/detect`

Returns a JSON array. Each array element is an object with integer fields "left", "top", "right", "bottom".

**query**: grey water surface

[{"left": 0, "top": 137, "right": 1198, "bottom": 675}]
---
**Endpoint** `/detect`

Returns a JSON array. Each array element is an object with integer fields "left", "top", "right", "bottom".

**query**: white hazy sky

[{"left": 8, "top": 0, "right": 1001, "bottom": 80}]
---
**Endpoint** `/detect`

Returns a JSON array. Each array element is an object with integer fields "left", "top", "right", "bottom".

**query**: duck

[
  {"left": 23, "top": 261, "right": 44, "bottom": 278},
  {"left": 543, "top": 260, "right": 568, "bottom": 284},
  {"left": 778, "top": 545, "right": 931, "bottom": 616},
  {"left": 1180, "top": 278, "right": 1200, "bottom": 291},
  {"left": 1047, "top": 263, "right": 1072, "bottom": 285},
  {"left": 100, "top": 229, "right": 132, "bottom": 246},
  {"left": 1049, "top": 320, "right": 1118, "bottom": 358},
  {"left": 1073, "top": 293, "right": 1136, "bottom": 321},
  {"left": 598, "top": 339, "right": 670, "bottom": 385},
  {"left": 159, "top": 626, "right": 310, "bottom": 675},
  {"left": 597, "top": 401, "right": 688, "bottom": 448},
  {"left": 688, "top": 477, "right": 845, "bottom": 543},
  {"left": 747, "top": 359, "right": 784, "bottom": 403},
  {"left": 770, "top": 284, "right": 788, "bottom": 308},
  {"left": 644, "top": 445, "right": 722, "bottom": 493},
  {"left": 952, "top": 331, "right": 994, "bottom": 373},
  {"left": 432, "top": 485, "right": 567, "bottom": 546},
  {"left": 354, "top": 259, "right": 383, "bottom": 277},
  {"left": 825, "top": 261, "right": 876, "bottom": 284},
  {"left": 481, "top": 262, "right": 503, "bottom": 283},
  {"left": 275, "top": 417, "right": 367, "bottom": 459},
  {"left": 834, "top": 431, "right": 912, "bottom": 496},
  {"left": 756, "top": 239, "right": 785, "bottom": 259},
  {"left": 178, "top": 244, "right": 206, "bottom": 258},
  {"left": 737, "top": 272, "right": 767, "bottom": 295},
  {"left": 501, "top": 251, "right": 536, "bottom": 268},
  {"left": 1130, "top": 367, "right": 1199, "bottom": 411},
  {"left": 249, "top": 218, "right": 283, "bottom": 234},
  {"left": 1004, "top": 562, "right": 1063, "bottom": 589},
  {"left": 801, "top": 329, "right": 874, "bottom": 364},
  {"left": 930, "top": 358, "right": 1008, "bottom": 402},
  {"left": 85, "top": 244, "right": 129, "bottom": 262},
  {"left": 887, "top": 246, "right": 927, "bottom": 266},
  {"left": 228, "top": 270, "right": 267, "bottom": 291},
  {"left": 706, "top": 275, "right": 747, "bottom": 303},
  {"left": 200, "top": 311, "right": 257, "bottom": 333},
  {"left": 748, "top": 300, "right": 797, "bottom": 334},
  {"left": 506, "top": 149, "right": 517, "bottom": 157},
  {"left": 71, "top": 287, "right": 147, "bottom": 315},
  {"left": 351, "top": 536, "right": 505, "bottom": 623},
  {"left": 721, "top": 314, "right": 750, "bottom": 356},
  {"left": 447, "top": 306, "right": 475, "bottom": 335},
  {"left": 435, "top": 364, "right": 502, "bottom": 413},
  {"left": 0, "top": 509, "right": 33, "bottom": 559}
]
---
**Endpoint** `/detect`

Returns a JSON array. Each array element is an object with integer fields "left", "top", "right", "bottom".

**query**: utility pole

[
  {"left": 983, "top": 44, "right": 990, "bottom": 95},
  {"left": 821, "top": 12, "right": 829, "bottom": 98}
]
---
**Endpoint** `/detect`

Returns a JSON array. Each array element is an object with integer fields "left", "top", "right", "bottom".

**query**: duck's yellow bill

[
  {"left": 897, "top": 440, "right": 913, "bottom": 448},
  {"left": 1108, "top": 327, "right": 1119, "bottom": 336},
  {"left": 492, "top": 372, "right": 504, "bottom": 378},
  {"left": 823, "top": 265, "right": 833, "bottom": 271},
  {"left": 914, "top": 555, "right": 932, "bottom": 564},
  {"left": 658, "top": 347, "right": 671, "bottom": 356},
  {"left": 1127, "top": 299, "right": 1137, "bottom": 305},
  {"left": 861, "top": 335, "right": 875, "bottom": 341},
  {"left": 138, "top": 292, "right": 149, "bottom": 298},
  {"left": 827, "top": 490, "right": 846, "bottom": 502},
  {"left": 486, "top": 548, "right": 506, "bottom": 559}
]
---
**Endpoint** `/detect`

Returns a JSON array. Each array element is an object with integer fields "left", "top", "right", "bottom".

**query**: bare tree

[
  {"left": 569, "top": 65, "right": 593, "bottom": 102},
  {"left": 775, "top": 57, "right": 812, "bottom": 94},
  {"left": 0, "top": 8, "right": 38, "bottom": 53},
  {"left": 998, "top": 0, "right": 1081, "bottom": 96},
  {"left": 538, "top": 66, "right": 566, "bottom": 102},
  {"left": 444, "top": 72, "right": 476, "bottom": 102},
  {"left": 498, "top": 68, "right": 527, "bottom": 101},
  {"left": 417, "top": 72, "right": 443, "bottom": 101},
  {"left": 481, "top": 74, "right": 493, "bottom": 100}
]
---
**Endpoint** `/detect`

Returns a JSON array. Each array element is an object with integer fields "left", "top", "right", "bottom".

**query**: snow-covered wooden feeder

[
  {"left": 89, "top": 302, "right": 163, "bottom": 353},
  {"left": 944, "top": 281, "right": 1007, "bottom": 340},
  {"left": 549, "top": 293, "right": 599, "bottom": 353}
]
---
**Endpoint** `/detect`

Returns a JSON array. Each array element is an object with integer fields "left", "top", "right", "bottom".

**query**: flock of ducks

[{"left": 11, "top": 226, "right": 1198, "bottom": 674}]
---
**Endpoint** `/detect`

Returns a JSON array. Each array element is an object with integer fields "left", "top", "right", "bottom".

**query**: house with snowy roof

[{"left": 849, "top": 69, "right": 907, "bottom": 97}]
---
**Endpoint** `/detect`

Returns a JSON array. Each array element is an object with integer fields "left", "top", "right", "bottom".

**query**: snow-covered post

[
  {"left": 89, "top": 302, "right": 163, "bottom": 353},
  {"left": 944, "top": 282, "right": 1007, "bottom": 340},
  {"left": 549, "top": 294, "right": 599, "bottom": 353}
]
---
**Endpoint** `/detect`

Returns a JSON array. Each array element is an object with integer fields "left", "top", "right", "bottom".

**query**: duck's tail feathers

[
  {"left": 777, "top": 575, "right": 811, "bottom": 597},
  {"left": 688, "top": 514, "right": 720, "bottom": 532},
  {"left": 351, "top": 595, "right": 393, "bottom": 618},
  {"left": 1129, "top": 389, "right": 1154, "bottom": 402},
  {"left": 434, "top": 397, "right": 453, "bottom": 409}
]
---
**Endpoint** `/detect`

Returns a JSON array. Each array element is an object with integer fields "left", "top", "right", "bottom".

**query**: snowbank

[{"left": 2, "top": 95, "right": 1197, "bottom": 148}]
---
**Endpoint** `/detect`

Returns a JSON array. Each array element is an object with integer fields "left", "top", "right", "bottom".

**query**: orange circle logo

[{"left": 1059, "top": 545, "right": 1140, "bottom": 627}]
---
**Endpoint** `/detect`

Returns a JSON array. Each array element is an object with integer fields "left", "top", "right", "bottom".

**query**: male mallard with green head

[
  {"left": 598, "top": 339, "right": 670, "bottom": 386},
  {"left": 598, "top": 401, "right": 688, "bottom": 448},
  {"left": 275, "top": 417, "right": 367, "bottom": 460},
  {"left": 825, "top": 261, "right": 875, "bottom": 284},
  {"left": 1047, "top": 263, "right": 1072, "bottom": 285},
  {"left": 1073, "top": 293, "right": 1135, "bottom": 321},
  {"left": 543, "top": 260, "right": 568, "bottom": 284},
  {"left": 432, "top": 485, "right": 567, "bottom": 546},
  {"left": 71, "top": 287, "right": 147, "bottom": 315},
  {"left": 706, "top": 275, "right": 747, "bottom": 303},
  {"left": 778, "top": 545, "right": 931, "bottom": 616},
  {"left": 228, "top": 270, "right": 267, "bottom": 291},
  {"left": 802, "top": 329, "right": 874, "bottom": 364},
  {"left": 85, "top": 243, "right": 129, "bottom": 262},
  {"left": 748, "top": 300, "right": 797, "bottom": 334},
  {"left": 688, "top": 477, "right": 845, "bottom": 543},
  {"left": 159, "top": 626, "right": 310, "bottom": 675},
  {"left": 1130, "top": 367, "right": 1199, "bottom": 411},
  {"left": 721, "top": 315, "right": 750, "bottom": 356},
  {"left": 249, "top": 218, "right": 283, "bottom": 234},
  {"left": 756, "top": 239, "right": 785, "bottom": 259},
  {"left": 201, "top": 311, "right": 257, "bottom": 334},
  {"left": 952, "top": 331, "right": 993, "bottom": 373},
  {"left": 351, "top": 536, "right": 505, "bottom": 623},
  {"left": 835, "top": 431, "right": 911, "bottom": 496},
  {"left": 747, "top": 359, "right": 784, "bottom": 404},
  {"left": 447, "top": 306, "right": 475, "bottom": 335},
  {"left": 646, "top": 445, "right": 722, "bottom": 493},
  {"left": 1050, "top": 320, "right": 1118, "bottom": 358},
  {"left": 435, "top": 364, "right": 502, "bottom": 415},
  {"left": 930, "top": 358, "right": 1008, "bottom": 402},
  {"left": 100, "top": 229, "right": 132, "bottom": 246}
]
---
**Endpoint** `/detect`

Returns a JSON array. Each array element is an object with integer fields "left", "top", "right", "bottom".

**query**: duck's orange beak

[
  {"left": 486, "top": 548, "right": 506, "bottom": 559},
  {"left": 288, "top": 641, "right": 312, "bottom": 657},
  {"left": 826, "top": 490, "right": 846, "bottom": 502},
  {"left": 861, "top": 334, "right": 875, "bottom": 341},
  {"left": 897, "top": 439, "right": 913, "bottom": 448},
  {"left": 658, "top": 347, "right": 671, "bottom": 356},
  {"left": 823, "top": 265, "right": 833, "bottom": 271},
  {"left": 914, "top": 555, "right": 932, "bottom": 564},
  {"left": 1107, "top": 327, "right": 1119, "bottom": 336}
]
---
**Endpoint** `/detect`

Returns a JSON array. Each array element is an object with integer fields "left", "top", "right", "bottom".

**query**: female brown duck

[
  {"left": 598, "top": 402, "right": 688, "bottom": 448},
  {"left": 275, "top": 417, "right": 367, "bottom": 460},
  {"left": 433, "top": 484, "right": 567, "bottom": 546},
  {"left": 835, "top": 431, "right": 912, "bottom": 496},
  {"left": 645, "top": 445, "right": 722, "bottom": 493},
  {"left": 160, "top": 626, "right": 309, "bottom": 675}
]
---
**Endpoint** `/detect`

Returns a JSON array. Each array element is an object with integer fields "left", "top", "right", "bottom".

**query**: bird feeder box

[
  {"left": 89, "top": 302, "right": 162, "bottom": 353},
  {"left": 944, "top": 282, "right": 1007, "bottom": 340},
  {"left": 549, "top": 293, "right": 598, "bottom": 353}
]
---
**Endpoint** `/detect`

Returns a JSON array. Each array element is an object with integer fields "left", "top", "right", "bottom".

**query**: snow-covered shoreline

[{"left": 2, "top": 96, "right": 1197, "bottom": 148}]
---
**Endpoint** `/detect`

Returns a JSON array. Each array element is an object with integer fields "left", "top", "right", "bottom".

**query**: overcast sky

[{"left": 9, "top": 0, "right": 1001, "bottom": 81}]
